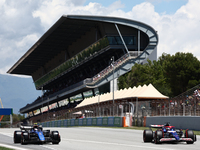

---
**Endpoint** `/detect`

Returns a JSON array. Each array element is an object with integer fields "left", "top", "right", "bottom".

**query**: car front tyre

[
  {"left": 185, "top": 129, "right": 194, "bottom": 144},
  {"left": 51, "top": 131, "right": 60, "bottom": 144}
]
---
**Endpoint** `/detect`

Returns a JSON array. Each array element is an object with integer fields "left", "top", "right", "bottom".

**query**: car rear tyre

[
  {"left": 143, "top": 130, "right": 153, "bottom": 142},
  {"left": 21, "top": 132, "right": 29, "bottom": 145},
  {"left": 21, "top": 136, "right": 26, "bottom": 145},
  {"left": 194, "top": 134, "right": 197, "bottom": 142},
  {"left": 13, "top": 131, "right": 21, "bottom": 143}
]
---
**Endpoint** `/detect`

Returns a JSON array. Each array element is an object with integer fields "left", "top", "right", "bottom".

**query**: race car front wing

[{"left": 159, "top": 138, "right": 193, "bottom": 142}]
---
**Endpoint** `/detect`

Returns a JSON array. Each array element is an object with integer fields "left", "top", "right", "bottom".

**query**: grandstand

[{"left": 7, "top": 15, "right": 158, "bottom": 122}]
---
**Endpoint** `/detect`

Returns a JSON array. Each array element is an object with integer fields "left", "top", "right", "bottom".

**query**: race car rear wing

[{"left": 150, "top": 125, "right": 164, "bottom": 128}]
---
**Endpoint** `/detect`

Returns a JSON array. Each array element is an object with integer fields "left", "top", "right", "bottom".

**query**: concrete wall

[{"left": 146, "top": 116, "right": 200, "bottom": 131}]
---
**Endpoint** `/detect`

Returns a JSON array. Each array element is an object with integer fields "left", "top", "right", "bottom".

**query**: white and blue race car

[
  {"left": 14, "top": 124, "right": 61, "bottom": 144},
  {"left": 143, "top": 123, "right": 197, "bottom": 144}
]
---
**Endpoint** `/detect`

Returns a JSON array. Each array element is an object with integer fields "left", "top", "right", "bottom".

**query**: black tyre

[
  {"left": 194, "top": 134, "right": 197, "bottom": 142},
  {"left": 143, "top": 130, "right": 153, "bottom": 142},
  {"left": 154, "top": 130, "right": 163, "bottom": 144},
  {"left": 51, "top": 131, "right": 60, "bottom": 144},
  {"left": 185, "top": 129, "right": 194, "bottom": 144},
  {"left": 21, "top": 132, "right": 29, "bottom": 145},
  {"left": 21, "top": 135, "right": 25, "bottom": 145},
  {"left": 13, "top": 131, "right": 21, "bottom": 143}
]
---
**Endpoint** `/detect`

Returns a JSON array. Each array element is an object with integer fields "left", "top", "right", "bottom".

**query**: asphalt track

[{"left": 0, "top": 127, "right": 199, "bottom": 150}]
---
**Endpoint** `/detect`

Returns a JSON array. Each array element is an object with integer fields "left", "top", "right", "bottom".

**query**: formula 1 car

[
  {"left": 13, "top": 124, "right": 61, "bottom": 144},
  {"left": 143, "top": 123, "right": 197, "bottom": 144}
]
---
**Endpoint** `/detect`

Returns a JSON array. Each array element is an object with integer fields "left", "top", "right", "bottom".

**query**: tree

[
  {"left": 162, "top": 52, "right": 200, "bottom": 96},
  {"left": 0, "top": 114, "right": 25, "bottom": 128},
  {"left": 118, "top": 52, "right": 200, "bottom": 97}
]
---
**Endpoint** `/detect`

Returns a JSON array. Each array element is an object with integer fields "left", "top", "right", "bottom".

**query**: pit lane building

[{"left": 7, "top": 15, "right": 158, "bottom": 117}]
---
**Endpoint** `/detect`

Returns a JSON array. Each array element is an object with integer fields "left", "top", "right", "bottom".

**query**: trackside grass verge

[{"left": 0, "top": 146, "right": 13, "bottom": 150}]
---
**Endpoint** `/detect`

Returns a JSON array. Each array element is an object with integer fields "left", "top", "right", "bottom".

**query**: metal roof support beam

[
  {"left": 138, "top": 29, "right": 140, "bottom": 54},
  {"left": 114, "top": 24, "right": 129, "bottom": 56},
  {"left": 81, "top": 92, "right": 84, "bottom": 100}
]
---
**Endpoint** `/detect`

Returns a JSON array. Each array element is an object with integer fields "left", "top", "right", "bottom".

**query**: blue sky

[
  {"left": 0, "top": 0, "right": 200, "bottom": 76},
  {"left": 84, "top": 0, "right": 188, "bottom": 14}
]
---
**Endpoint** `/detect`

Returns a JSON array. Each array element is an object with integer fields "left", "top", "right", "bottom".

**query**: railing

[
  {"left": 91, "top": 53, "right": 129, "bottom": 84},
  {"left": 34, "top": 37, "right": 109, "bottom": 89},
  {"left": 129, "top": 51, "right": 143, "bottom": 57}
]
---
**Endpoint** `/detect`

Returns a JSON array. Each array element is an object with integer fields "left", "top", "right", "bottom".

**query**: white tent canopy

[{"left": 76, "top": 84, "right": 168, "bottom": 109}]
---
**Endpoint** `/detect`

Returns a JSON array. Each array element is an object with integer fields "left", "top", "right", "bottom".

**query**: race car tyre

[
  {"left": 185, "top": 129, "right": 194, "bottom": 144},
  {"left": 13, "top": 131, "right": 21, "bottom": 143},
  {"left": 143, "top": 130, "right": 153, "bottom": 142},
  {"left": 154, "top": 130, "right": 163, "bottom": 144},
  {"left": 194, "top": 134, "right": 197, "bottom": 142},
  {"left": 21, "top": 132, "right": 29, "bottom": 145},
  {"left": 51, "top": 131, "right": 60, "bottom": 144},
  {"left": 21, "top": 135, "right": 26, "bottom": 145}
]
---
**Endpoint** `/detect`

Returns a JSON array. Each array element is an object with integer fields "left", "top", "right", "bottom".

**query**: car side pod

[{"left": 143, "top": 130, "right": 153, "bottom": 142}]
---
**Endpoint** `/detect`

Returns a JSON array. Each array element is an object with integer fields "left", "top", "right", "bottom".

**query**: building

[{"left": 7, "top": 15, "right": 158, "bottom": 118}]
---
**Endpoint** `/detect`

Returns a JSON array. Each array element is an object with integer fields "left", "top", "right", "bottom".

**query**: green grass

[{"left": 0, "top": 146, "right": 13, "bottom": 150}]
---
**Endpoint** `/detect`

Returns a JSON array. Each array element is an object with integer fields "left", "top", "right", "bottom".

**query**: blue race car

[
  {"left": 143, "top": 123, "right": 197, "bottom": 144},
  {"left": 14, "top": 124, "right": 61, "bottom": 144}
]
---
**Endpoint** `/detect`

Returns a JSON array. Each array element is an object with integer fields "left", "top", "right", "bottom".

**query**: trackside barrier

[
  {"left": 123, "top": 117, "right": 128, "bottom": 127},
  {"left": 38, "top": 117, "right": 123, "bottom": 127},
  {"left": 145, "top": 116, "right": 200, "bottom": 131}
]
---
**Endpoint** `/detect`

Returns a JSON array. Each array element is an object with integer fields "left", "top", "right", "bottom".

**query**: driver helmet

[
  {"left": 165, "top": 122, "right": 170, "bottom": 126},
  {"left": 33, "top": 123, "right": 38, "bottom": 130}
]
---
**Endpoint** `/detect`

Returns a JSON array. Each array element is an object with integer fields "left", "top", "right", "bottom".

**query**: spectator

[
  {"left": 194, "top": 88, "right": 200, "bottom": 97},
  {"left": 185, "top": 95, "right": 189, "bottom": 106}
]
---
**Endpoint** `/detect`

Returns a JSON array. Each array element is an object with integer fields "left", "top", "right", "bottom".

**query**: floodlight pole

[
  {"left": 48, "top": 97, "right": 49, "bottom": 121},
  {"left": 10, "top": 114, "right": 13, "bottom": 128},
  {"left": 41, "top": 87, "right": 44, "bottom": 122}
]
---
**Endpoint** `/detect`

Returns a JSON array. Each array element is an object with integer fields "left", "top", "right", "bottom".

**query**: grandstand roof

[
  {"left": 7, "top": 16, "right": 97, "bottom": 75},
  {"left": 7, "top": 15, "right": 158, "bottom": 75},
  {"left": 75, "top": 84, "right": 168, "bottom": 109}
]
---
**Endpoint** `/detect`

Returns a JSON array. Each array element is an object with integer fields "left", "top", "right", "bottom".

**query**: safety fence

[{"left": 149, "top": 84, "right": 200, "bottom": 116}]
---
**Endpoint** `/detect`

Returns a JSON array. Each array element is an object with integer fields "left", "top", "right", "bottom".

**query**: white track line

[{"left": 40, "top": 145, "right": 57, "bottom": 150}]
